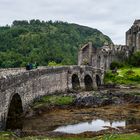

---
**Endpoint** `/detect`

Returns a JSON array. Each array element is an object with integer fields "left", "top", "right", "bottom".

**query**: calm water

[{"left": 54, "top": 119, "right": 125, "bottom": 134}]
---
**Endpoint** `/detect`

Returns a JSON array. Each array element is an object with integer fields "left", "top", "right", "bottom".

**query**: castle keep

[
  {"left": 126, "top": 20, "right": 140, "bottom": 52},
  {"left": 78, "top": 20, "right": 140, "bottom": 70}
]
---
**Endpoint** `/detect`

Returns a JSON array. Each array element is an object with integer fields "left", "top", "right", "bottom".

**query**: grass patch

[
  {"left": 104, "top": 67, "right": 140, "bottom": 85},
  {"left": 0, "top": 132, "right": 139, "bottom": 140},
  {"left": 0, "top": 133, "right": 140, "bottom": 140},
  {"left": 0, "top": 131, "right": 17, "bottom": 140},
  {"left": 102, "top": 133, "right": 140, "bottom": 140},
  {"left": 21, "top": 137, "right": 97, "bottom": 140},
  {"left": 33, "top": 95, "right": 74, "bottom": 108}
]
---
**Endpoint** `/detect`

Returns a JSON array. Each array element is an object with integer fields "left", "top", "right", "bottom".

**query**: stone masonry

[{"left": 126, "top": 20, "right": 140, "bottom": 53}]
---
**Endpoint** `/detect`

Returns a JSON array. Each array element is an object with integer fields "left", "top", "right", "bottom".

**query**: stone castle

[{"left": 78, "top": 20, "right": 140, "bottom": 70}]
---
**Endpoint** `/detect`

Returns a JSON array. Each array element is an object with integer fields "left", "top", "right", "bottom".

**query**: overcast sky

[{"left": 0, "top": 0, "right": 139, "bottom": 44}]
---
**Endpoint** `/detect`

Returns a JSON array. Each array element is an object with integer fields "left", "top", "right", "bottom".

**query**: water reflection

[{"left": 54, "top": 119, "right": 125, "bottom": 134}]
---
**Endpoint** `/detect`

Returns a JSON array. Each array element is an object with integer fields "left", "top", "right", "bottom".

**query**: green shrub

[
  {"left": 104, "top": 68, "right": 140, "bottom": 85},
  {"left": 110, "top": 61, "right": 124, "bottom": 70},
  {"left": 124, "top": 69, "right": 135, "bottom": 75},
  {"left": 48, "top": 61, "right": 62, "bottom": 66},
  {"left": 104, "top": 71, "right": 118, "bottom": 83},
  {"left": 129, "top": 51, "right": 140, "bottom": 67},
  {"left": 127, "top": 75, "right": 140, "bottom": 81}
]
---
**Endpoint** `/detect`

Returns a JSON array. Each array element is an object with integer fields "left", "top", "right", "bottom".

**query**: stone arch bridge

[{"left": 0, "top": 65, "right": 104, "bottom": 130}]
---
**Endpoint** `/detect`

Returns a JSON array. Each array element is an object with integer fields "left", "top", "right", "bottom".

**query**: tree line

[{"left": 0, "top": 20, "right": 112, "bottom": 68}]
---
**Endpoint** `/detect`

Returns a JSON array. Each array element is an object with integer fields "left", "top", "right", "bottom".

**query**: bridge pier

[
  {"left": 0, "top": 113, "right": 6, "bottom": 130},
  {"left": 92, "top": 75, "right": 98, "bottom": 90}
]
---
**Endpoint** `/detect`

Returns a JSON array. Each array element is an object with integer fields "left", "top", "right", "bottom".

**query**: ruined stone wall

[
  {"left": 78, "top": 42, "right": 129, "bottom": 71},
  {"left": 78, "top": 42, "right": 93, "bottom": 66}
]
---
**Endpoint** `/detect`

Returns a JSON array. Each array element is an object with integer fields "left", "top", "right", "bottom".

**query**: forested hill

[{"left": 0, "top": 20, "right": 112, "bottom": 68}]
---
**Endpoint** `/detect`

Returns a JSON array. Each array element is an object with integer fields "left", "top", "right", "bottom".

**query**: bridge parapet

[
  {"left": 0, "top": 68, "right": 26, "bottom": 78},
  {"left": 0, "top": 66, "right": 104, "bottom": 91},
  {"left": 0, "top": 66, "right": 69, "bottom": 91}
]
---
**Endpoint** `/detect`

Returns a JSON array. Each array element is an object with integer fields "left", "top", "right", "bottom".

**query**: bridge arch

[
  {"left": 6, "top": 93, "right": 23, "bottom": 130},
  {"left": 72, "top": 74, "right": 80, "bottom": 90},
  {"left": 84, "top": 74, "right": 93, "bottom": 91}
]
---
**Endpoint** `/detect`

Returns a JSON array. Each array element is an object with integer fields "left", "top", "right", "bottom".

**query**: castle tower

[{"left": 126, "top": 20, "right": 140, "bottom": 52}]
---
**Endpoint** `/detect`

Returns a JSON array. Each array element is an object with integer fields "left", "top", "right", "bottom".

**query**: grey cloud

[{"left": 0, "top": 0, "right": 140, "bottom": 44}]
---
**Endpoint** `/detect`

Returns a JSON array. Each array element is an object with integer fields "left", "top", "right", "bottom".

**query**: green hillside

[{"left": 0, "top": 20, "right": 112, "bottom": 68}]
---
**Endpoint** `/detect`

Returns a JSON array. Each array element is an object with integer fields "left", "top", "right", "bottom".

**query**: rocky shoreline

[
  {"left": 25, "top": 87, "right": 140, "bottom": 118},
  {"left": 74, "top": 89, "right": 140, "bottom": 107}
]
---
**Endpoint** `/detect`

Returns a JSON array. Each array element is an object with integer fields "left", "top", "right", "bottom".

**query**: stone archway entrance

[
  {"left": 6, "top": 94, "right": 23, "bottom": 130},
  {"left": 72, "top": 74, "right": 80, "bottom": 90},
  {"left": 84, "top": 75, "right": 93, "bottom": 91}
]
